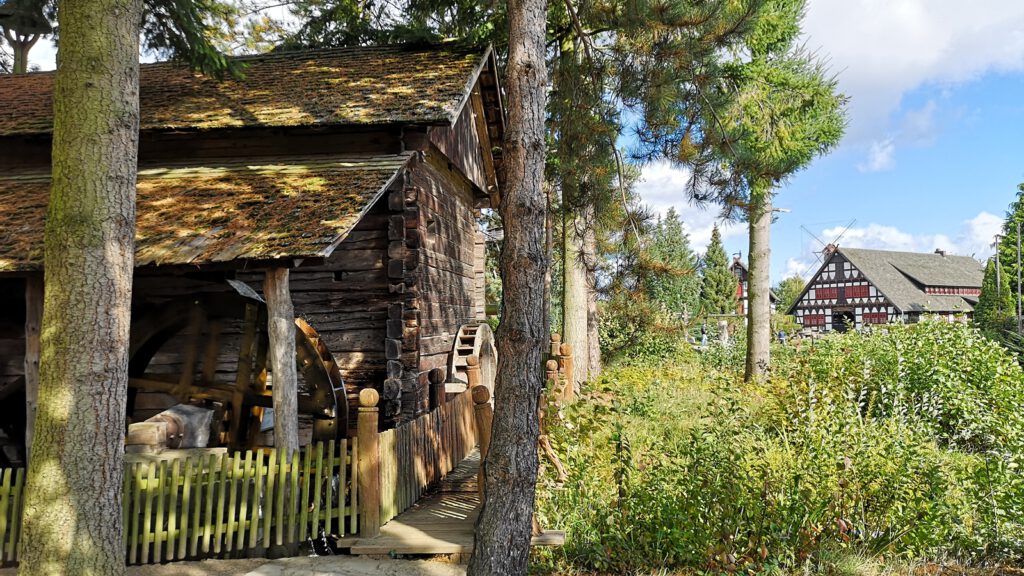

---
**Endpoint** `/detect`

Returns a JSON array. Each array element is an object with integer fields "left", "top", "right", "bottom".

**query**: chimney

[{"left": 935, "top": 248, "right": 946, "bottom": 257}]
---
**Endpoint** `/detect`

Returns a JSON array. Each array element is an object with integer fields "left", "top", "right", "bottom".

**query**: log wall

[{"left": 408, "top": 151, "right": 487, "bottom": 414}]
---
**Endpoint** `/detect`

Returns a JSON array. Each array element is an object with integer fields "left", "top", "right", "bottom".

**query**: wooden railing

[
  {"left": 357, "top": 368, "right": 482, "bottom": 536},
  {"left": 0, "top": 441, "right": 357, "bottom": 566}
]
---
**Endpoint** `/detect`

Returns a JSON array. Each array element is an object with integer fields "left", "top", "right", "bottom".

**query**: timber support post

[
  {"left": 472, "top": 384, "right": 493, "bottom": 499},
  {"left": 558, "top": 343, "right": 575, "bottom": 402},
  {"left": 549, "top": 333, "right": 561, "bottom": 359},
  {"left": 23, "top": 275, "right": 43, "bottom": 463},
  {"left": 264, "top": 267, "right": 299, "bottom": 455},
  {"left": 358, "top": 388, "right": 381, "bottom": 538}
]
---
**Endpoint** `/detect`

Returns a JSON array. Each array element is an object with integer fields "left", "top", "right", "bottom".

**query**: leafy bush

[{"left": 535, "top": 321, "right": 1024, "bottom": 573}]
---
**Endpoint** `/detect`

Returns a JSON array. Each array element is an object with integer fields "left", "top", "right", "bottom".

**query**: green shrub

[{"left": 535, "top": 321, "right": 1024, "bottom": 573}]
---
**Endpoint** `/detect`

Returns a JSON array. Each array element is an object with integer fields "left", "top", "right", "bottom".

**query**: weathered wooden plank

[
  {"left": 260, "top": 449, "right": 277, "bottom": 554},
  {"left": 154, "top": 460, "right": 168, "bottom": 561},
  {"left": 0, "top": 469, "right": 10, "bottom": 562},
  {"left": 202, "top": 453, "right": 218, "bottom": 556},
  {"left": 165, "top": 459, "right": 180, "bottom": 561},
  {"left": 179, "top": 457, "right": 194, "bottom": 560},
  {"left": 7, "top": 468, "right": 22, "bottom": 563},
  {"left": 141, "top": 462, "right": 156, "bottom": 564},
  {"left": 298, "top": 444, "right": 312, "bottom": 542},
  {"left": 248, "top": 450, "right": 265, "bottom": 554},
  {"left": 288, "top": 449, "right": 300, "bottom": 545},
  {"left": 311, "top": 442, "right": 324, "bottom": 538}
]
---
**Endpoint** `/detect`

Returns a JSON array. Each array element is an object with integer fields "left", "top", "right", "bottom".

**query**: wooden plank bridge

[{"left": 337, "top": 450, "right": 565, "bottom": 555}]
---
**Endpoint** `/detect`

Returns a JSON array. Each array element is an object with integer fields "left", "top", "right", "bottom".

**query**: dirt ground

[{"left": 0, "top": 556, "right": 467, "bottom": 576}]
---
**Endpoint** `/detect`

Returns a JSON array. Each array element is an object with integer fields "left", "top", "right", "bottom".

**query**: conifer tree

[
  {"left": 996, "top": 184, "right": 1024, "bottom": 332},
  {"left": 645, "top": 207, "right": 701, "bottom": 318},
  {"left": 700, "top": 226, "right": 737, "bottom": 315},
  {"left": 977, "top": 257, "right": 1016, "bottom": 334}
]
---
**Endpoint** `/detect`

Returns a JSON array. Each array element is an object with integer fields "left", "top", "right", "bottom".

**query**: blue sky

[
  {"left": 23, "top": 1, "right": 1024, "bottom": 283},
  {"left": 634, "top": 0, "right": 1024, "bottom": 283}
]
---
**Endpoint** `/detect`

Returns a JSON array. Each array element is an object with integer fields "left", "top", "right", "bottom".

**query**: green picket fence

[{"left": 0, "top": 440, "right": 357, "bottom": 566}]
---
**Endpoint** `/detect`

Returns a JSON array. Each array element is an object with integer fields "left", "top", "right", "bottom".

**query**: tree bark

[
  {"left": 583, "top": 206, "right": 601, "bottom": 379},
  {"left": 562, "top": 211, "right": 589, "bottom": 386},
  {"left": 18, "top": 0, "right": 141, "bottom": 573},
  {"left": 744, "top": 195, "right": 772, "bottom": 382},
  {"left": 264, "top": 267, "right": 299, "bottom": 456},
  {"left": 467, "top": 0, "right": 548, "bottom": 571}
]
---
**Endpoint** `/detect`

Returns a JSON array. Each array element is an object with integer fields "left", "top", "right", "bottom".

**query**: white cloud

[
  {"left": 820, "top": 211, "right": 1001, "bottom": 258},
  {"left": 857, "top": 137, "right": 896, "bottom": 172},
  {"left": 803, "top": 0, "right": 1024, "bottom": 142},
  {"left": 783, "top": 257, "right": 814, "bottom": 279},
  {"left": 632, "top": 160, "right": 743, "bottom": 252},
  {"left": 803, "top": 1, "right": 1024, "bottom": 170},
  {"left": 784, "top": 211, "right": 1002, "bottom": 281}
]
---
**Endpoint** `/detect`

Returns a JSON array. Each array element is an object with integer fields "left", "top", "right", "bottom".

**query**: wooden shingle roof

[
  {"left": 0, "top": 45, "right": 492, "bottom": 136},
  {"left": 0, "top": 154, "right": 411, "bottom": 272}
]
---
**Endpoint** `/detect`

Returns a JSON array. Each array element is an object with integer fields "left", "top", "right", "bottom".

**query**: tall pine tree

[{"left": 700, "top": 226, "right": 737, "bottom": 315}]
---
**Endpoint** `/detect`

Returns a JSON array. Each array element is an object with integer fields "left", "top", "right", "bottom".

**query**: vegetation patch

[{"left": 534, "top": 322, "right": 1024, "bottom": 574}]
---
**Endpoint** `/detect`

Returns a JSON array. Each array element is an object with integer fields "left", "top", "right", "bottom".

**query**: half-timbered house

[
  {"left": 0, "top": 45, "right": 503, "bottom": 465},
  {"left": 788, "top": 246, "right": 984, "bottom": 333},
  {"left": 729, "top": 256, "right": 778, "bottom": 316}
]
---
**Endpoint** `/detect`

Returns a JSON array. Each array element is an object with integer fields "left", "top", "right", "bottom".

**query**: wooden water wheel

[
  {"left": 448, "top": 322, "right": 497, "bottom": 393},
  {"left": 127, "top": 293, "right": 348, "bottom": 450}
]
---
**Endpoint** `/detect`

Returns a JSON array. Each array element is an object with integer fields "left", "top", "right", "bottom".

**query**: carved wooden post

[
  {"left": 466, "top": 355, "right": 482, "bottom": 389},
  {"left": 264, "top": 267, "right": 299, "bottom": 455},
  {"left": 23, "top": 275, "right": 42, "bottom": 462},
  {"left": 549, "top": 333, "right": 561, "bottom": 359},
  {"left": 558, "top": 342, "right": 574, "bottom": 402},
  {"left": 358, "top": 388, "right": 381, "bottom": 538},
  {"left": 544, "top": 359, "right": 559, "bottom": 396},
  {"left": 472, "top": 385, "right": 493, "bottom": 499},
  {"left": 429, "top": 367, "right": 446, "bottom": 410}
]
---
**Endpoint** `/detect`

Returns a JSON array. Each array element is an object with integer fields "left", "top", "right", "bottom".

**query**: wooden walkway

[{"left": 336, "top": 450, "right": 565, "bottom": 555}]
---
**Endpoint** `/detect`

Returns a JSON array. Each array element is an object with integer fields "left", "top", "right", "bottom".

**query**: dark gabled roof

[
  {"left": 788, "top": 247, "right": 984, "bottom": 315},
  {"left": 0, "top": 154, "right": 411, "bottom": 272},
  {"left": 0, "top": 46, "right": 493, "bottom": 136}
]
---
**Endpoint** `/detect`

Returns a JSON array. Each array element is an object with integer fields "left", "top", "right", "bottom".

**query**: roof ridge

[{"left": 0, "top": 43, "right": 483, "bottom": 80}]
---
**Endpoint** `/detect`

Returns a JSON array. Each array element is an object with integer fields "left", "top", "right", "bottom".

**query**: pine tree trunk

[
  {"left": 744, "top": 196, "right": 772, "bottom": 382},
  {"left": 467, "top": 0, "right": 547, "bottom": 571},
  {"left": 562, "top": 211, "right": 589, "bottom": 385},
  {"left": 18, "top": 0, "right": 141, "bottom": 574},
  {"left": 583, "top": 207, "right": 601, "bottom": 379}
]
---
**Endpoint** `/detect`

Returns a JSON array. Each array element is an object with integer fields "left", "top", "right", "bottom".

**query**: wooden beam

[
  {"left": 264, "top": 267, "right": 299, "bottom": 456},
  {"left": 23, "top": 275, "right": 42, "bottom": 463}
]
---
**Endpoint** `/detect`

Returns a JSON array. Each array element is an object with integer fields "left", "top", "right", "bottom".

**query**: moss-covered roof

[
  {"left": 0, "top": 154, "right": 410, "bottom": 272},
  {"left": 0, "top": 46, "right": 490, "bottom": 136}
]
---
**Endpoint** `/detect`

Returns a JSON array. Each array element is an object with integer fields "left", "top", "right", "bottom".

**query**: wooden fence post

[
  {"left": 549, "top": 333, "right": 561, "bottom": 359},
  {"left": 429, "top": 367, "right": 446, "bottom": 410},
  {"left": 545, "top": 359, "right": 559, "bottom": 397},
  {"left": 472, "top": 385, "right": 493, "bottom": 499},
  {"left": 558, "top": 342, "right": 574, "bottom": 402},
  {"left": 358, "top": 389, "right": 380, "bottom": 538},
  {"left": 466, "top": 355, "right": 481, "bottom": 389}
]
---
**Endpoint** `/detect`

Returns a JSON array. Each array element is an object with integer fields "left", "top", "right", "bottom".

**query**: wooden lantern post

[
  {"left": 558, "top": 342, "right": 574, "bottom": 402},
  {"left": 358, "top": 388, "right": 381, "bottom": 538}
]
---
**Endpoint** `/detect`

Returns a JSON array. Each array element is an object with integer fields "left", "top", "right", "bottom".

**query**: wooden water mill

[{"left": 126, "top": 292, "right": 349, "bottom": 451}]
